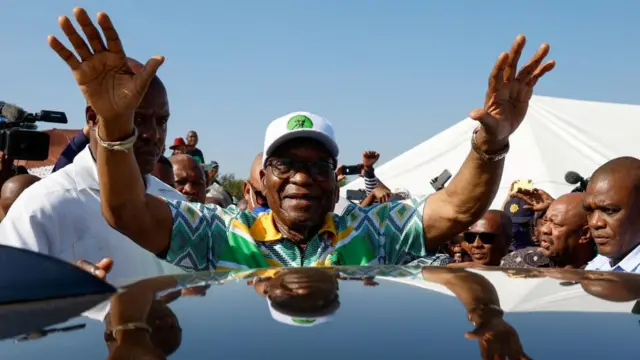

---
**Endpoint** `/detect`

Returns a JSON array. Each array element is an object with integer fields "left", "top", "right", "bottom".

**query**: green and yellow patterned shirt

[{"left": 162, "top": 196, "right": 433, "bottom": 271}]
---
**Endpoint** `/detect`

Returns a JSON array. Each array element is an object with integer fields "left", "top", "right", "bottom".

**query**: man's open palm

[
  {"left": 48, "top": 7, "right": 164, "bottom": 123},
  {"left": 470, "top": 35, "right": 555, "bottom": 142}
]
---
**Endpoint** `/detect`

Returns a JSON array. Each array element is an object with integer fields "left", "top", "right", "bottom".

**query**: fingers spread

[
  {"left": 488, "top": 52, "right": 509, "bottom": 92},
  {"left": 516, "top": 43, "right": 550, "bottom": 82},
  {"left": 504, "top": 34, "right": 526, "bottom": 82},
  {"left": 48, "top": 35, "right": 81, "bottom": 69},
  {"left": 58, "top": 15, "right": 92, "bottom": 61},
  {"left": 73, "top": 7, "right": 106, "bottom": 54},
  {"left": 97, "top": 12, "right": 124, "bottom": 54},
  {"left": 527, "top": 60, "right": 556, "bottom": 87}
]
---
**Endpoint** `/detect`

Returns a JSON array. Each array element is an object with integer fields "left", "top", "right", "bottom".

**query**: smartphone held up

[
  {"left": 430, "top": 169, "right": 452, "bottom": 191},
  {"left": 342, "top": 164, "right": 362, "bottom": 176}
]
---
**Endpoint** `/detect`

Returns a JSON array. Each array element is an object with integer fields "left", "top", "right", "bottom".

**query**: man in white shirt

[
  {"left": 0, "top": 58, "right": 185, "bottom": 287},
  {"left": 584, "top": 157, "right": 640, "bottom": 273}
]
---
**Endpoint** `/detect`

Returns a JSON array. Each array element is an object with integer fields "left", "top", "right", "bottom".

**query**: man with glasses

[
  {"left": 243, "top": 153, "right": 270, "bottom": 214},
  {"left": 461, "top": 210, "right": 512, "bottom": 267},
  {"left": 49, "top": 10, "right": 554, "bottom": 271}
]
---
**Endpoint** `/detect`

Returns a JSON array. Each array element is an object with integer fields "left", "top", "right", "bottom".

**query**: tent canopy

[{"left": 341, "top": 95, "right": 640, "bottom": 209}]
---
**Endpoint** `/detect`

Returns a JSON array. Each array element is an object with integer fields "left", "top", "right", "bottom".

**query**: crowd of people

[
  {"left": 1, "top": 7, "right": 638, "bottom": 278},
  {"left": 0, "top": 6, "right": 639, "bottom": 357}
]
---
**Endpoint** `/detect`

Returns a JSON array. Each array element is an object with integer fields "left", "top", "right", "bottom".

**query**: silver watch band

[{"left": 471, "top": 126, "right": 509, "bottom": 162}]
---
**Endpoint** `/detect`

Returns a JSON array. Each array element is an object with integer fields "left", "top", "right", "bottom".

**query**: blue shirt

[
  {"left": 585, "top": 244, "right": 640, "bottom": 273},
  {"left": 52, "top": 131, "right": 89, "bottom": 173}
]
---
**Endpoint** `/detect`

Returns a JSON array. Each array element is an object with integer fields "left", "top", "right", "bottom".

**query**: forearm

[
  {"left": 423, "top": 130, "right": 505, "bottom": 246},
  {"left": 363, "top": 167, "right": 378, "bottom": 195},
  {"left": 96, "top": 119, "right": 168, "bottom": 253},
  {"left": 444, "top": 149, "right": 504, "bottom": 223}
]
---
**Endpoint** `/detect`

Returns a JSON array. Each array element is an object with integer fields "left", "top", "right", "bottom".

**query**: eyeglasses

[
  {"left": 463, "top": 232, "right": 498, "bottom": 245},
  {"left": 267, "top": 158, "right": 335, "bottom": 182}
]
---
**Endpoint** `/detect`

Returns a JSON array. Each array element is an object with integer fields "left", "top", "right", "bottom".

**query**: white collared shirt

[
  {"left": 585, "top": 244, "right": 640, "bottom": 273},
  {"left": 0, "top": 147, "right": 186, "bottom": 286}
]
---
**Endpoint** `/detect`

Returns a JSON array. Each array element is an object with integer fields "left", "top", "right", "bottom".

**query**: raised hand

[
  {"left": 47, "top": 7, "right": 164, "bottom": 129},
  {"left": 470, "top": 35, "right": 555, "bottom": 143},
  {"left": 512, "top": 188, "right": 554, "bottom": 212},
  {"left": 362, "top": 151, "right": 380, "bottom": 168}
]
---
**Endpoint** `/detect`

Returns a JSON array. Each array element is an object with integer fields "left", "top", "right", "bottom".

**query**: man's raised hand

[
  {"left": 47, "top": 7, "right": 164, "bottom": 130},
  {"left": 470, "top": 35, "right": 555, "bottom": 144}
]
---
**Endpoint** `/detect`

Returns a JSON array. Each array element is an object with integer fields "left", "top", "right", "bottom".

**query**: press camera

[{"left": 0, "top": 102, "right": 68, "bottom": 161}]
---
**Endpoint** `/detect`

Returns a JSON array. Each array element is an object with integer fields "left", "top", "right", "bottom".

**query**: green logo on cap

[
  {"left": 292, "top": 318, "right": 316, "bottom": 325},
  {"left": 287, "top": 115, "right": 314, "bottom": 130}
]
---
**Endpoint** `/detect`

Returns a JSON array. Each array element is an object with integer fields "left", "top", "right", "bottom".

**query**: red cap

[{"left": 169, "top": 137, "right": 186, "bottom": 150}]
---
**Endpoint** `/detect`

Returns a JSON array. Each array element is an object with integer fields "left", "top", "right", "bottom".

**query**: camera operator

[
  {"left": 0, "top": 101, "right": 59, "bottom": 192},
  {"left": 0, "top": 58, "right": 187, "bottom": 288}
]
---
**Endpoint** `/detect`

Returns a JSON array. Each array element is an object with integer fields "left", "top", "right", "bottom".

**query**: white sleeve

[{"left": 0, "top": 189, "right": 64, "bottom": 255}]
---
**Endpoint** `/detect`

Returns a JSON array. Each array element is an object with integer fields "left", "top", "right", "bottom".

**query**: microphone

[
  {"left": 0, "top": 102, "right": 68, "bottom": 126},
  {"left": 564, "top": 171, "right": 583, "bottom": 185},
  {"left": 565, "top": 170, "right": 589, "bottom": 192},
  {"left": 0, "top": 102, "right": 27, "bottom": 124}
]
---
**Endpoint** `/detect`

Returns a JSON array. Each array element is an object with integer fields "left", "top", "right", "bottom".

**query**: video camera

[{"left": 0, "top": 102, "right": 68, "bottom": 161}]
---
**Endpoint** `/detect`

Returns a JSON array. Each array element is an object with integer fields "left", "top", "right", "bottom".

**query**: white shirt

[
  {"left": 585, "top": 244, "right": 640, "bottom": 273},
  {"left": 0, "top": 148, "right": 186, "bottom": 286}
]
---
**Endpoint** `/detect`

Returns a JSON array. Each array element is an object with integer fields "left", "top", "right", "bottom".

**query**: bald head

[
  {"left": 593, "top": 156, "right": 640, "bottom": 177},
  {"left": 250, "top": 152, "right": 263, "bottom": 186},
  {"left": 481, "top": 210, "right": 513, "bottom": 237},
  {"left": 591, "top": 156, "right": 640, "bottom": 195},
  {"left": 0, "top": 174, "right": 40, "bottom": 220},
  {"left": 549, "top": 193, "right": 588, "bottom": 226},
  {"left": 1, "top": 174, "right": 40, "bottom": 201}
]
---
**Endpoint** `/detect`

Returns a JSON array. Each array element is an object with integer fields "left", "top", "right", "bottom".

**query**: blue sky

[{"left": 1, "top": 1, "right": 637, "bottom": 177}]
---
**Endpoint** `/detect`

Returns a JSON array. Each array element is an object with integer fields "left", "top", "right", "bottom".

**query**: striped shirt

[
  {"left": 161, "top": 196, "right": 432, "bottom": 271},
  {"left": 363, "top": 172, "right": 378, "bottom": 195}
]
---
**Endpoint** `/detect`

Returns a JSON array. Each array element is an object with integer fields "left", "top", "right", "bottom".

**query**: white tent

[{"left": 341, "top": 95, "right": 640, "bottom": 209}]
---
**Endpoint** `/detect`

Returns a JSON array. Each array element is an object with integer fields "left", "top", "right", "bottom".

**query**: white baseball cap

[
  {"left": 262, "top": 111, "right": 339, "bottom": 168},
  {"left": 267, "top": 299, "right": 333, "bottom": 327}
]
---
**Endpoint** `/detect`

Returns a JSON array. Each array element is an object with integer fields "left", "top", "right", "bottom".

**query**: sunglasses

[
  {"left": 267, "top": 158, "right": 335, "bottom": 182},
  {"left": 463, "top": 232, "right": 499, "bottom": 245}
]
